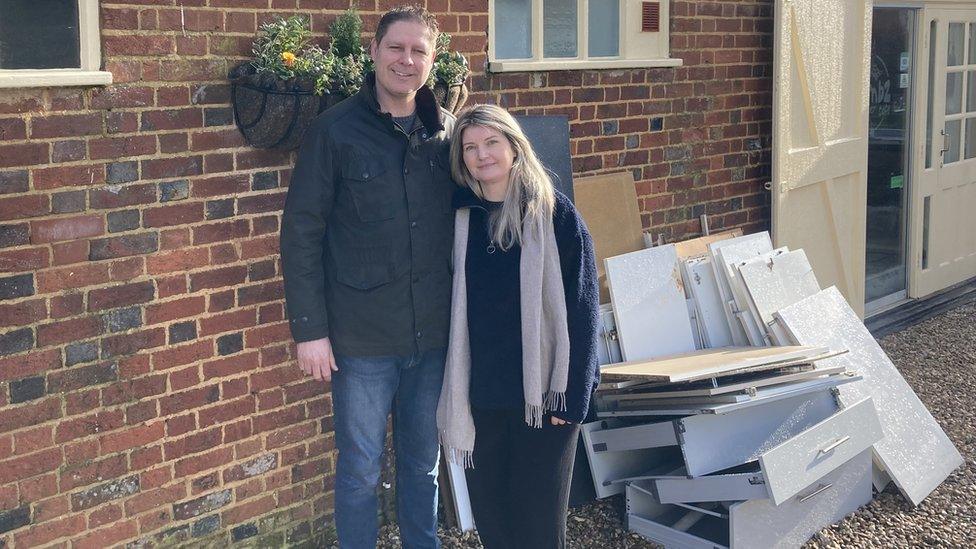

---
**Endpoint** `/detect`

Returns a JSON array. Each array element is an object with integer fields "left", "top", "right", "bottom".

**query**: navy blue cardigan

[{"left": 456, "top": 187, "right": 600, "bottom": 423}]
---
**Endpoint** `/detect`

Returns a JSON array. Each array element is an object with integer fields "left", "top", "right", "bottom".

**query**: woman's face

[{"left": 461, "top": 124, "right": 516, "bottom": 199}]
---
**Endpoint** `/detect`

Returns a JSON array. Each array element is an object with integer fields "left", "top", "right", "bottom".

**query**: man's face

[{"left": 369, "top": 20, "right": 436, "bottom": 105}]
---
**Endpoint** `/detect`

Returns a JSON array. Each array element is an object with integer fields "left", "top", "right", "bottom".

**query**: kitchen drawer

[
  {"left": 589, "top": 389, "right": 839, "bottom": 478},
  {"left": 652, "top": 397, "right": 881, "bottom": 505},
  {"left": 581, "top": 419, "right": 682, "bottom": 499},
  {"left": 627, "top": 450, "right": 873, "bottom": 548}
]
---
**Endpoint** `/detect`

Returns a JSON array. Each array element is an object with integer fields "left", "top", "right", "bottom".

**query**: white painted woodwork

[{"left": 772, "top": 0, "right": 871, "bottom": 316}]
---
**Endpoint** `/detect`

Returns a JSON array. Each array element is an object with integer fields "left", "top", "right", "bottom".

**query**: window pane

[
  {"left": 946, "top": 72, "right": 963, "bottom": 115},
  {"left": 945, "top": 119, "right": 961, "bottom": 163},
  {"left": 970, "top": 22, "right": 976, "bottom": 63},
  {"left": 968, "top": 71, "right": 976, "bottom": 112},
  {"left": 0, "top": 0, "right": 80, "bottom": 70},
  {"left": 966, "top": 118, "right": 976, "bottom": 159},
  {"left": 544, "top": 0, "right": 577, "bottom": 58},
  {"left": 495, "top": 0, "right": 532, "bottom": 60},
  {"left": 588, "top": 0, "right": 619, "bottom": 57},
  {"left": 948, "top": 22, "right": 965, "bottom": 66},
  {"left": 926, "top": 20, "right": 937, "bottom": 169}
]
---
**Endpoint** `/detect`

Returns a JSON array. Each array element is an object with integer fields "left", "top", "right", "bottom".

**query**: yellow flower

[{"left": 281, "top": 51, "right": 297, "bottom": 67}]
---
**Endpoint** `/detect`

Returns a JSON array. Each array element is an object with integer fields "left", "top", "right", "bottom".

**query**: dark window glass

[{"left": 0, "top": 0, "right": 81, "bottom": 70}]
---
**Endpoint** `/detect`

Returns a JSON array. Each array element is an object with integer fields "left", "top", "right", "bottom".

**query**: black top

[
  {"left": 281, "top": 73, "right": 457, "bottom": 356},
  {"left": 456, "top": 187, "right": 601, "bottom": 423}
]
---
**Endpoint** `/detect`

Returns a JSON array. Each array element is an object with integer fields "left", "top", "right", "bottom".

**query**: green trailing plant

[
  {"left": 250, "top": 15, "right": 335, "bottom": 95},
  {"left": 431, "top": 33, "right": 470, "bottom": 87},
  {"left": 326, "top": 8, "right": 371, "bottom": 97}
]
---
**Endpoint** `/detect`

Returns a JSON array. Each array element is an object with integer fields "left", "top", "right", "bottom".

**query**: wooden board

[
  {"left": 605, "top": 365, "right": 844, "bottom": 400},
  {"left": 600, "top": 345, "right": 832, "bottom": 383},
  {"left": 573, "top": 171, "right": 644, "bottom": 304},
  {"left": 673, "top": 229, "right": 743, "bottom": 259}
]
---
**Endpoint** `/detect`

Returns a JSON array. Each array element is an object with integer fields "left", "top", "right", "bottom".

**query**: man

[{"left": 280, "top": 6, "right": 455, "bottom": 548}]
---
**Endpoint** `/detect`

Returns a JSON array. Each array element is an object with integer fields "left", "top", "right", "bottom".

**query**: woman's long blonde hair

[{"left": 449, "top": 104, "right": 556, "bottom": 251}]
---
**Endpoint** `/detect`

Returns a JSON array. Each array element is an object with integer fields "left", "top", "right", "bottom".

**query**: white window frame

[
  {"left": 0, "top": 0, "right": 112, "bottom": 88},
  {"left": 488, "top": 0, "right": 682, "bottom": 72}
]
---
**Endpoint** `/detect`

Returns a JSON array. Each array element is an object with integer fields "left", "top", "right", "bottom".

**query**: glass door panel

[{"left": 866, "top": 7, "right": 915, "bottom": 307}]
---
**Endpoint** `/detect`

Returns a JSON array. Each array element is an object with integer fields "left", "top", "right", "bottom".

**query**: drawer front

[
  {"left": 759, "top": 397, "right": 883, "bottom": 505},
  {"left": 588, "top": 418, "right": 679, "bottom": 453},
  {"left": 654, "top": 471, "right": 768, "bottom": 504},
  {"left": 730, "top": 450, "right": 873, "bottom": 548},
  {"left": 581, "top": 420, "right": 678, "bottom": 499},
  {"left": 627, "top": 483, "right": 730, "bottom": 549},
  {"left": 680, "top": 390, "right": 838, "bottom": 476}
]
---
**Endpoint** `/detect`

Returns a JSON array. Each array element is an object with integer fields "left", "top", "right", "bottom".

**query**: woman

[{"left": 436, "top": 104, "right": 600, "bottom": 548}]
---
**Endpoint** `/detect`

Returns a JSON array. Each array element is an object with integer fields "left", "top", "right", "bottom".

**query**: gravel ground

[{"left": 374, "top": 300, "right": 976, "bottom": 548}]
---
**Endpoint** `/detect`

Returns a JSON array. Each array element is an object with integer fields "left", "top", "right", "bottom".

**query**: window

[
  {"left": 0, "top": 0, "right": 112, "bottom": 88},
  {"left": 488, "top": 0, "right": 681, "bottom": 72}
]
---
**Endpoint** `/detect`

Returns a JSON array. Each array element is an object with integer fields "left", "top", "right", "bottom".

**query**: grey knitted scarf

[{"left": 437, "top": 206, "right": 571, "bottom": 468}]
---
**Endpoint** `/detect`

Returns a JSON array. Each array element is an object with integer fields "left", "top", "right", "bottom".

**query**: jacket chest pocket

[{"left": 341, "top": 158, "right": 396, "bottom": 222}]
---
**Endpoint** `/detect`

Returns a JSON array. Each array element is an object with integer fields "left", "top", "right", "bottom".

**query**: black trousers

[{"left": 464, "top": 407, "right": 581, "bottom": 549}]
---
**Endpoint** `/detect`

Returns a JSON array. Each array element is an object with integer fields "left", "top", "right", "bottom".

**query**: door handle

[{"left": 941, "top": 128, "right": 950, "bottom": 156}]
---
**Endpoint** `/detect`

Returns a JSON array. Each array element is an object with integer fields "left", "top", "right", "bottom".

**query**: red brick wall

[{"left": 0, "top": 1, "right": 771, "bottom": 546}]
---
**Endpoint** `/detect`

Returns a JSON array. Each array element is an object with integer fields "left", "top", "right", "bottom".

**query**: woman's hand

[{"left": 550, "top": 416, "right": 569, "bottom": 426}]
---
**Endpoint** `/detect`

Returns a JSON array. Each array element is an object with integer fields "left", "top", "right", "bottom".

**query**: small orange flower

[{"left": 281, "top": 51, "right": 297, "bottom": 67}]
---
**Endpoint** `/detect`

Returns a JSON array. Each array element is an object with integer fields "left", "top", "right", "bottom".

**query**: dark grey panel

[
  {"left": 0, "top": 0, "right": 80, "bottom": 69},
  {"left": 514, "top": 115, "right": 575, "bottom": 202}
]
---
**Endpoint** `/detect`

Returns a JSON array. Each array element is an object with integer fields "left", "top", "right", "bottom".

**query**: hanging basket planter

[
  {"left": 433, "top": 81, "right": 469, "bottom": 114},
  {"left": 229, "top": 63, "right": 324, "bottom": 152}
]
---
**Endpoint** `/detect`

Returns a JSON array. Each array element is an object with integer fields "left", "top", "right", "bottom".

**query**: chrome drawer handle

[
  {"left": 818, "top": 435, "right": 850, "bottom": 454},
  {"left": 798, "top": 482, "right": 833, "bottom": 503}
]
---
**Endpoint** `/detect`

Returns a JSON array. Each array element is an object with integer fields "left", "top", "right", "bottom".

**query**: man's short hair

[{"left": 374, "top": 5, "right": 440, "bottom": 47}]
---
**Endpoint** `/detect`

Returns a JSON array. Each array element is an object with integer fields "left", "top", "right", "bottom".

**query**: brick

[
  {"left": 0, "top": 194, "right": 49, "bottom": 221},
  {"left": 51, "top": 190, "right": 87, "bottom": 213},
  {"left": 205, "top": 198, "right": 235, "bottom": 220},
  {"left": 0, "top": 348, "right": 59, "bottom": 383},
  {"left": 104, "top": 34, "right": 174, "bottom": 56},
  {"left": 105, "top": 161, "right": 139, "bottom": 185},
  {"left": 0, "top": 143, "right": 49, "bottom": 168},
  {"left": 90, "top": 85, "right": 154, "bottom": 109},
  {"left": 160, "top": 132, "right": 190, "bottom": 153},
  {"left": 0, "top": 505, "right": 30, "bottom": 534},
  {"left": 87, "top": 502, "right": 122, "bottom": 528},
  {"left": 71, "top": 475, "right": 139, "bottom": 511},
  {"left": 103, "top": 306, "right": 143, "bottom": 333},
  {"left": 172, "top": 489, "right": 232, "bottom": 521},
  {"left": 237, "top": 192, "right": 285, "bottom": 214},
  {"left": 99, "top": 421, "right": 164, "bottom": 454},
  {"left": 72, "top": 519, "right": 138, "bottom": 549},
  {"left": 0, "top": 327, "right": 33, "bottom": 356},
  {"left": 237, "top": 280, "right": 282, "bottom": 306},
  {"left": 89, "top": 182, "right": 156, "bottom": 209},
  {"left": 159, "top": 385, "right": 220, "bottom": 417},
  {"left": 217, "top": 332, "right": 243, "bottom": 356},
  {"left": 151, "top": 339, "right": 211, "bottom": 370},
  {"left": 190, "top": 174, "right": 250, "bottom": 197},
  {"left": 168, "top": 320, "right": 198, "bottom": 344},
  {"left": 35, "top": 316, "right": 101, "bottom": 347},
  {"left": 13, "top": 513, "right": 85, "bottom": 547},
  {"left": 189, "top": 265, "right": 247, "bottom": 291},
  {"left": 124, "top": 483, "right": 185, "bottom": 516},
  {"left": 175, "top": 446, "right": 233, "bottom": 477},
  {"left": 147, "top": 247, "right": 209, "bottom": 275},
  {"left": 160, "top": 179, "right": 190, "bottom": 202},
  {"left": 251, "top": 171, "right": 278, "bottom": 191},
  {"left": 89, "top": 135, "right": 157, "bottom": 160},
  {"left": 192, "top": 514, "right": 221, "bottom": 537},
  {"left": 32, "top": 164, "right": 104, "bottom": 190},
  {"left": 0, "top": 117, "right": 27, "bottom": 140},
  {"left": 141, "top": 108, "right": 203, "bottom": 131},
  {"left": 99, "top": 328, "right": 166, "bottom": 358},
  {"left": 88, "top": 280, "right": 155, "bottom": 311},
  {"left": 58, "top": 409, "right": 123, "bottom": 447},
  {"left": 65, "top": 341, "right": 99, "bottom": 366},
  {"left": 221, "top": 494, "right": 275, "bottom": 525},
  {"left": 106, "top": 209, "right": 140, "bottom": 233},
  {"left": 145, "top": 296, "right": 206, "bottom": 324},
  {"left": 0, "top": 247, "right": 48, "bottom": 273},
  {"left": 0, "top": 447, "right": 61, "bottom": 484},
  {"left": 49, "top": 361, "right": 118, "bottom": 393},
  {"left": 36, "top": 264, "right": 109, "bottom": 293},
  {"left": 142, "top": 156, "right": 203, "bottom": 180},
  {"left": 0, "top": 170, "right": 28, "bottom": 194},
  {"left": 143, "top": 202, "right": 204, "bottom": 228},
  {"left": 51, "top": 239, "right": 89, "bottom": 266},
  {"left": 224, "top": 452, "right": 278, "bottom": 483},
  {"left": 232, "top": 523, "right": 258, "bottom": 541},
  {"left": 199, "top": 309, "right": 255, "bottom": 336},
  {"left": 30, "top": 113, "right": 102, "bottom": 139},
  {"left": 89, "top": 232, "right": 159, "bottom": 261},
  {"left": 198, "top": 395, "right": 254, "bottom": 428},
  {"left": 29, "top": 215, "right": 103, "bottom": 244},
  {"left": 203, "top": 107, "right": 233, "bottom": 127},
  {"left": 0, "top": 299, "right": 45, "bottom": 327},
  {"left": 0, "top": 224, "right": 29, "bottom": 248}
]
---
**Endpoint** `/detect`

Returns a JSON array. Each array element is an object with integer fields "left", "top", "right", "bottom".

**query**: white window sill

[
  {"left": 0, "top": 69, "right": 113, "bottom": 89},
  {"left": 488, "top": 58, "right": 683, "bottom": 73}
]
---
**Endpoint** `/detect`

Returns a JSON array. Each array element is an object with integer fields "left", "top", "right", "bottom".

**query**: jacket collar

[{"left": 358, "top": 72, "right": 445, "bottom": 135}]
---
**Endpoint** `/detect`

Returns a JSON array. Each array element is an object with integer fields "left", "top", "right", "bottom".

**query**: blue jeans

[{"left": 332, "top": 348, "right": 445, "bottom": 549}]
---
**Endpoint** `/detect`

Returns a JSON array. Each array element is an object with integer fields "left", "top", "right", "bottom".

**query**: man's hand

[{"left": 297, "top": 337, "right": 338, "bottom": 382}]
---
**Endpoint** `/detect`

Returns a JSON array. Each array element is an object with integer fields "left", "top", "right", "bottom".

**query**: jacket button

[
  {"left": 403, "top": 167, "right": 409, "bottom": 175},
  {"left": 416, "top": 331, "right": 423, "bottom": 339},
  {"left": 362, "top": 172, "right": 369, "bottom": 178},
  {"left": 410, "top": 221, "right": 417, "bottom": 228}
]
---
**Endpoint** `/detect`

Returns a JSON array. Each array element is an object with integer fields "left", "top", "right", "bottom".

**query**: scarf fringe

[
  {"left": 525, "top": 391, "right": 568, "bottom": 428},
  {"left": 440, "top": 434, "right": 475, "bottom": 469}
]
